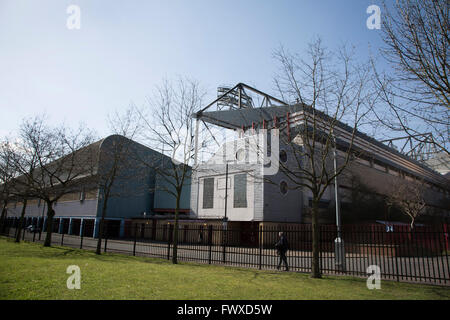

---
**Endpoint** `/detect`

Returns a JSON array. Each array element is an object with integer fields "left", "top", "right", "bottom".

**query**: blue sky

[{"left": 0, "top": 0, "right": 387, "bottom": 139}]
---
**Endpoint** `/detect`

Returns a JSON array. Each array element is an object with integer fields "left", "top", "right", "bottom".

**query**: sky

[{"left": 0, "top": 0, "right": 388, "bottom": 140}]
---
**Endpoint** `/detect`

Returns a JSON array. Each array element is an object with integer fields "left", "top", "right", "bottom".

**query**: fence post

[
  {"left": 444, "top": 223, "right": 449, "bottom": 252},
  {"left": 61, "top": 232, "right": 64, "bottom": 246},
  {"left": 222, "top": 227, "right": 227, "bottom": 264},
  {"left": 208, "top": 225, "right": 212, "bottom": 264},
  {"left": 167, "top": 224, "right": 173, "bottom": 260},
  {"left": 259, "top": 225, "right": 262, "bottom": 270},
  {"left": 133, "top": 224, "right": 137, "bottom": 256},
  {"left": 443, "top": 224, "right": 449, "bottom": 285},
  {"left": 32, "top": 230, "right": 36, "bottom": 242},
  {"left": 393, "top": 231, "right": 400, "bottom": 282}
]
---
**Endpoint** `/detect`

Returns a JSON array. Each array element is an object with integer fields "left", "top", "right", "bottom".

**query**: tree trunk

[
  {"left": 408, "top": 218, "right": 415, "bottom": 242},
  {"left": 171, "top": 195, "right": 180, "bottom": 264},
  {"left": 0, "top": 201, "right": 8, "bottom": 233},
  {"left": 410, "top": 218, "right": 415, "bottom": 231},
  {"left": 96, "top": 200, "right": 108, "bottom": 255},
  {"left": 44, "top": 203, "right": 55, "bottom": 247},
  {"left": 311, "top": 198, "right": 322, "bottom": 278},
  {"left": 15, "top": 199, "right": 28, "bottom": 243}
]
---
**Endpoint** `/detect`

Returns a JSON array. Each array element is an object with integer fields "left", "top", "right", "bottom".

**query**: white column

[
  {"left": 93, "top": 218, "right": 99, "bottom": 238},
  {"left": 79, "top": 218, "right": 84, "bottom": 236},
  {"left": 58, "top": 218, "right": 64, "bottom": 234}
]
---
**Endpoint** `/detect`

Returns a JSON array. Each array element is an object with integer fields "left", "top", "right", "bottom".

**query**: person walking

[{"left": 275, "top": 231, "right": 289, "bottom": 271}]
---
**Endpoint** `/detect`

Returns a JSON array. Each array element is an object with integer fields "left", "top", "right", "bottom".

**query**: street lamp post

[
  {"left": 224, "top": 163, "right": 229, "bottom": 225},
  {"left": 222, "top": 163, "right": 229, "bottom": 263},
  {"left": 333, "top": 133, "right": 346, "bottom": 272}
]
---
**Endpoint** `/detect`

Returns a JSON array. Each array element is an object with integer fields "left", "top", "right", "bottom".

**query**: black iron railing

[{"left": 1, "top": 221, "right": 449, "bottom": 285}]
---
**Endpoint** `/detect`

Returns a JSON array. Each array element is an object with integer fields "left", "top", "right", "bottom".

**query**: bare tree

[
  {"left": 0, "top": 138, "right": 17, "bottom": 233},
  {"left": 272, "top": 39, "right": 376, "bottom": 278},
  {"left": 95, "top": 109, "right": 143, "bottom": 255},
  {"left": 8, "top": 120, "right": 46, "bottom": 243},
  {"left": 386, "top": 179, "right": 427, "bottom": 230},
  {"left": 136, "top": 78, "right": 205, "bottom": 264},
  {"left": 12, "top": 116, "right": 96, "bottom": 247},
  {"left": 373, "top": 0, "right": 449, "bottom": 154}
]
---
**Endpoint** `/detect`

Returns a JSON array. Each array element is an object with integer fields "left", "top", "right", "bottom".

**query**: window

[
  {"left": 233, "top": 173, "right": 247, "bottom": 208},
  {"left": 236, "top": 148, "right": 245, "bottom": 161},
  {"left": 266, "top": 130, "right": 272, "bottom": 157},
  {"left": 279, "top": 181, "right": 288, "bottom": 195},
  {"left": 356, "top": 157, "right": 370, "bottom": 167},
  {"left": 389, "top": 168, "right": 400, "bottom": 176},
  {"left": 373, "top": 161, "right": 385, "bottom": 172},
  {"left": 202, "top": 178, "right": 214, "bottom": 209}
]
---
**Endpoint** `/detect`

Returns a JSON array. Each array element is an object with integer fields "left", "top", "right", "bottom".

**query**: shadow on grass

[
  {"left": 174, "top": 260, "right": 312, "bottom": 281},
  {"left": 0, "top": 238, "right": 174, "bottom": 266}
]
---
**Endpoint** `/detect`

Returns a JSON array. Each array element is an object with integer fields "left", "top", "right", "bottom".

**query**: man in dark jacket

[{"left": 275, "top": 232, "right": 289, "bottom": 271}]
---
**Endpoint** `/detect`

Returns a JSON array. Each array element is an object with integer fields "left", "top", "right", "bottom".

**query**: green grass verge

[{"left": 0, "top": 237, "right": 448, "bottom": 300}]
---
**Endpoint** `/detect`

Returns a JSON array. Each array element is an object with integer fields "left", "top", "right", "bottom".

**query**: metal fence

[{"left": 1, "top": 222, "right": 449, "bottom": 286}]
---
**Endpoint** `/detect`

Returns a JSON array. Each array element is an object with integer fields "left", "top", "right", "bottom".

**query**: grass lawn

[{"left": 0, "top": 237, "right": 449, "bottom": 300}]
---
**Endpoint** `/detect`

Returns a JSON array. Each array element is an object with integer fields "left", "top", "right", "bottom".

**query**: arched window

[{"left": 236, "top": 148, "right": 245, "bottom": 161}]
